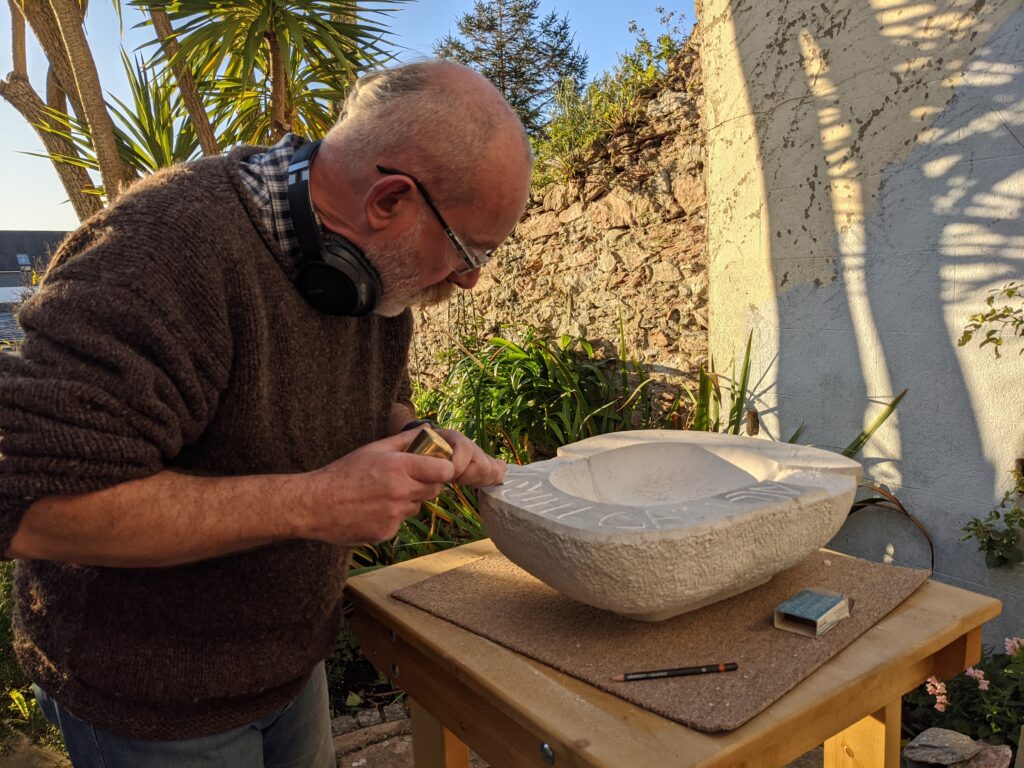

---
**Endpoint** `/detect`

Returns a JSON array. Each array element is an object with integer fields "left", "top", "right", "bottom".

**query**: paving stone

[
  {"left": 355, "top": 708, "right": 383, "bottom": 728},
  {"left": 382, "top": 702, "right": 408, "bottom": 722},
  {"left": 330, "top": 715, "right": 359, "bottom": 736}
]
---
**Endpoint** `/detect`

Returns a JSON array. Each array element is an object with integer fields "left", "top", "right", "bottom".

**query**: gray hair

[{"left": 324, "top": 60, "right": 528, "bottom": 205}]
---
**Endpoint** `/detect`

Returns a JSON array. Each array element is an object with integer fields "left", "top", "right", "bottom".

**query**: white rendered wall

[{"left": 703, "top": 0, "right": 1024, "bottom": 640}]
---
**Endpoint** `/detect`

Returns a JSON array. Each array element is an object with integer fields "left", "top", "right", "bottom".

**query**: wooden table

[{"left": 345, "top": 540, "right": 1001, "bottom": 768}]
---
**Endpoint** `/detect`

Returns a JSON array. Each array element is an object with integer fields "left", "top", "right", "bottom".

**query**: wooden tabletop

[{"left": 345, "top": 540, "right": 1001, "bottom": 768}]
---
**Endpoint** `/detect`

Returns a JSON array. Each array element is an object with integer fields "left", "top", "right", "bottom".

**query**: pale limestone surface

[{"left": 480, "top": 430, "right": 861, "bottom": 621}]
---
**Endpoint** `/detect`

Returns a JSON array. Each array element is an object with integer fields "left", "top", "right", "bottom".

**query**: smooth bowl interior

[{"left": 547, "top": 442, "right": 779, "bottom": 507}]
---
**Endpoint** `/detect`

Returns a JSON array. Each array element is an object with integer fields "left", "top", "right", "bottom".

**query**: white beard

[{"left": 369, "top": 217, "right": 457, "bottom": 316}]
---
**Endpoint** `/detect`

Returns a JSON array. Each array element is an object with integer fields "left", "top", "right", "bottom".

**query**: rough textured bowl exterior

[{"left": 479, "top": 431, "right": 862, "bottom": 621}]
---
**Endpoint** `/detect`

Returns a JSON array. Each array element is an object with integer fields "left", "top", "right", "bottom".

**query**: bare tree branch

[
  {"left": 151, "top": 8, "right": 219, "bottom": 156},
  {"left": 48, "top": 0, "right": 133, "bottom": 200},
  {"left": 0, "top": 73, "right": 102, "bottom": 221}
]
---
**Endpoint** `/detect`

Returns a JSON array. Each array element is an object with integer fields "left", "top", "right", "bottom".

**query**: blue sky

[{"left": 0, "top": 1, "right": 694, "bottom": 231}]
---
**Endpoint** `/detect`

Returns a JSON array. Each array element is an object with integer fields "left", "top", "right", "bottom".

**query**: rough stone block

[
  {"left": 355, "top": 708, "right": 383, "bottom": 728},
  {"left": 653, "top": 262, "right": 682, "bottom": 283},
  {"left": 330, "top": 715, "right": 359, "bottom": 736},
  {"left": 903, "top": 728, "right": 982, "bottom": 765},
  {"left": 480, "top": 430, "right": 860, "bottom": 621},
  {"left": 517, "top": 212, "right": 561, "bottom": 241}
]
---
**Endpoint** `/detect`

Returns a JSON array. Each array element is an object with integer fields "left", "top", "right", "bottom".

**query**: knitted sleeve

[{"left": 0, "top": 208, "right": 233, "bottom": 553}]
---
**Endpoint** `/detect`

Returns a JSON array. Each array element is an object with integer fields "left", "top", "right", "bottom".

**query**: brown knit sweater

[{"left": 0, "top": 148, "right": 413, "bottom": 739}]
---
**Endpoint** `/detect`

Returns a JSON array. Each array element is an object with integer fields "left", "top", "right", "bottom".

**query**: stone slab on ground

[
  {"left": 0, "top": 735, "right": 68, "bottom": 768},
  {"left": 337, "top": 731, "right": 823, "bottom": 768}
]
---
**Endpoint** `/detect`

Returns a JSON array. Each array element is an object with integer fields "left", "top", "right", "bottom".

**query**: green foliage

[
  {"left": 958, "top": 282, "right": 1024, "bottom": 358},
  {"left": 32, "top": 51, "right": 202, "bottom": 188},
  {"left": 133, "top": 0, "right": 403, "bottom": 115},
  {"left": 904, "top": 641, "right": 1024, "bottom": 753},
  {"left": 207, "top": 49, "right": 346, "bottom": 146},
  {"left": 423, "top": 325, "right": 655, "bottom": 462},
  {"left": 434, "top": 0, "right": 588, "bottom": 137},
  {"left": 323, "top": 614, "right": 395, "bottom": 717},
  {"left": 351, "top": 484, "right": 485, "bottom": 571},
  {"left": 532, "top": 8, "right": 687, "bottom": 189},
  {"left": 961, "top": 470, "right": 1024, "bottom": 568},
  {"left": 0, "top": 563, "right": 60, "bottom": 750}
]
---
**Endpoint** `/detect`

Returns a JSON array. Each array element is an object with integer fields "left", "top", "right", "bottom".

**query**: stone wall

[{"left": 409, "top": 36, "right": 708, "bottom": 399}]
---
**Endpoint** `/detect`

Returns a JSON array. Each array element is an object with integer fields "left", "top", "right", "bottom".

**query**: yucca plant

[
  {"left": 208, "top": 51, "right": 346, "bottom": 146},
  {"left": 30, "top": 51, "right": 203, "bottom": 197},
  {"left": 133, "top": 0, "right": 407, "bottom": 141}
]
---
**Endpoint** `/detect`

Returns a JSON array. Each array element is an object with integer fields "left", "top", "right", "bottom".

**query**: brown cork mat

[{"left": 392, "top": 550, "right": 929, "bottom": 732}]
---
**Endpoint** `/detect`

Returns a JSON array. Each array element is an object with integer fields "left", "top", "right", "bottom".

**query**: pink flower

[
  {"left": 925, "top": 676, "right": 947, "bottom": 697},
  {"left": 965, "top": 667, "right": 990, "bottom": 691},
  {"left": 926, "top": 676, "right": 949, "bottom": 711},
  {"left": 1005, "top": 637, "right": 1024, "bottom": 656}
]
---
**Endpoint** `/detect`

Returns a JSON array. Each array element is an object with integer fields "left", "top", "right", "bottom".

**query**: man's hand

[
  {"left": 298, "top": 430, "right": 455, "bottom": 545},
  {"left": 434, "top": 428, "right": 507, "bottom": 488},
  {"left": 8, "top": 429, "right": 504, "bottom": 568}
]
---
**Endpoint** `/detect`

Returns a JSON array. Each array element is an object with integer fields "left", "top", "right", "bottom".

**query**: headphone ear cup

[
  {"left": 287, "top": 139, "right": 381, "bottom": 316},
  {"left": 295, "top": 247, "right": 380, "bottom": 316}
]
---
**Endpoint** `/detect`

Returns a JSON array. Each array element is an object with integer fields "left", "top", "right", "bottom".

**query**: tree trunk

[
  {"left": 10, "top": 0, "right": 27, "bottom": 76},
  {"left": 151, "top": 9, "right": 219, "bottom": 156},
  {"left": 330, "top": 2, "right": 359, "bottom": 117},
  {"left": 0, "top": 74, "right": 103, "bottom": 221},
  {"left": 48, "top": 0, "right": 133, "bottom": 201},
  {"left": 46, "top": 65, "right": 66, "bottom": 111},
  {"left": 265, "top": 28, "right": 289, "bottom": 140},
  {"left": 18, "top": 0, "right": 85, "bottom": 121}
]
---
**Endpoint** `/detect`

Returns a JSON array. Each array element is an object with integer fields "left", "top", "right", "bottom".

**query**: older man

[{"left": 0, "top": 60, "right": 532, "bottom": 766}]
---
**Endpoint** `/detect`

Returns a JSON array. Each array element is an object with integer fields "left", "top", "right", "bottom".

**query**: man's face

[
  {"left": 366, "top": 214, "right": 458, "bottom": 317},
  {"left": 367, "top": 137, "right": 532, "bottom": 318}
]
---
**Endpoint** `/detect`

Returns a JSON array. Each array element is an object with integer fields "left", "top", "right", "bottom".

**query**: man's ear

[{"left": 365, "top": 176, "right": 416, "bottom": 232}]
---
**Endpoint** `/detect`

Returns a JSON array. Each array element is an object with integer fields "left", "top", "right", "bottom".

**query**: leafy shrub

[
  {"left": 421, "top": 325, "right": 657, "bottom": 462},
  {"left": 0, "top": 562, "right": 61, "bottom": 751},
  {"left": 532, "top": 9, "right": 687, "bottom": 189},
  {"left": 904, "top": 639, "right": 1024, "bottom": 754},
  {"left": 961, "top": 469, "right": 1024, "bottom": 568}
]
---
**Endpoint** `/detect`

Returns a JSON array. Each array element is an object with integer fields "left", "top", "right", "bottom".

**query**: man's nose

[{"left": 447, "top": 269, "right": 480, "bottom": 289}]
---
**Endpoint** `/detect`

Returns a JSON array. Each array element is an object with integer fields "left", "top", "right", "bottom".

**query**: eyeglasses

[{"left": 376, "top": 165, "right": 493, "bottom": 275}]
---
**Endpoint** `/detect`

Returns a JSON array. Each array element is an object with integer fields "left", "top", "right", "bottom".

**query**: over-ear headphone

[{"left": 286, "top": 140, "right": 382, "bottom": 316}]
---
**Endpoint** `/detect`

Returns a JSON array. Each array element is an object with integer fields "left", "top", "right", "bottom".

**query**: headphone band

[{"left": 286, "top": 140, "right": 325, "bottom": 264}]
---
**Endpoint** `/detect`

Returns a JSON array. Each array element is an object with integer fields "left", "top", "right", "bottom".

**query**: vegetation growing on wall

[{"left": 531, "top": 9, "right": 688, "bottom": 190}]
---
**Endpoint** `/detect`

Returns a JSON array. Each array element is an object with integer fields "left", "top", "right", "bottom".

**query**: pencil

[{"left": 611, "top": 662, "right": 738, "bottom": 682}]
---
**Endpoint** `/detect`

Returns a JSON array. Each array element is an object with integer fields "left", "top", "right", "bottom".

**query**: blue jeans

[{"left": 34, "top": 662, "right": 336, "bottom": 768}]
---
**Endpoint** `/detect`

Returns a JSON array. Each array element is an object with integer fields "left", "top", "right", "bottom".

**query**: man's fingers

[
  {"left": 373, "top": 430, "right": 422, "bottom": 452},
  {"left": 402, "top": 454, "right": 455, "bottom": 484}
]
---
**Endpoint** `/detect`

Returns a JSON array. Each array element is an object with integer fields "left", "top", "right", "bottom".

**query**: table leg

[
  {"left": 410, "top": 698, "right": 471, "bottom": 768},
  {"left": 823, "top": 699, "right": 901, "bottom": 768}
]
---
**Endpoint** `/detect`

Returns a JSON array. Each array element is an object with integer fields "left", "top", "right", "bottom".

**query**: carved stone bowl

[{"left": 479, "top": 430, "right": 862, "bottom": 621}]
